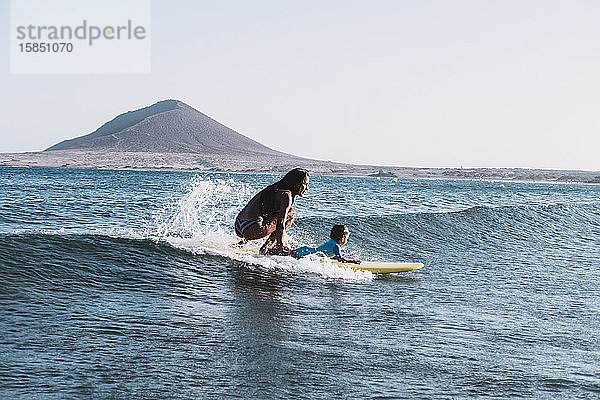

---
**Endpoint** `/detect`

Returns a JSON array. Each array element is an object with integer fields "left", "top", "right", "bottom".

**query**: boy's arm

[
  {"left": 334, "top": 256, "right": 361, "bottom": 264},
  {"left": 332, "top": 244, "right": 361, "bottom": 264}
]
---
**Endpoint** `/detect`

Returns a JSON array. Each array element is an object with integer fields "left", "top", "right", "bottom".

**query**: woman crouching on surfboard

[{"left": 235, "top": 168, "right": 309, "bottom": 255}]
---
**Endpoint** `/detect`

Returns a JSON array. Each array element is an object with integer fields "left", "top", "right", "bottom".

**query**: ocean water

[{"left": 1, "top": 166, "right": 599, "bottom": 399}]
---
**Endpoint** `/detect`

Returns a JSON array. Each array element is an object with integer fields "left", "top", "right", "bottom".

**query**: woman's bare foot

[
  {"left": 266, "top": 245, "right": 292, "bottom": 256},
  {"left": 259, "top": 239, "right": 274, "bottom": 255}
]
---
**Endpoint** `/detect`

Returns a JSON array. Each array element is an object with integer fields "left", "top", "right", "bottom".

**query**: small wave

[{"left": 0, "top": 232, "right": 195, "bottom": 294}]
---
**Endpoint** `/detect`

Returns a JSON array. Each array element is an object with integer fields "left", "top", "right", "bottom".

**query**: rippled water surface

[{"left": 1, "top": 166, "right": 599, "bottom": 398}]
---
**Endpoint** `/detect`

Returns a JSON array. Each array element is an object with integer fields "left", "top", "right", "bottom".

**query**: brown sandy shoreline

[{"left": 1, "top": 150, "right": 599, "bottom": 184}]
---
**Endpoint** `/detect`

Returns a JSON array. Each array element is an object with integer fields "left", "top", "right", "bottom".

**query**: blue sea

[{"left": 1, "top": 166, "right": 599, "bottom": 399}]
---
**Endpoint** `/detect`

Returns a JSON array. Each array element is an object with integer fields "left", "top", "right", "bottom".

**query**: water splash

[{"left": 156, "top": 175, "right": 253, "bottom": 245}]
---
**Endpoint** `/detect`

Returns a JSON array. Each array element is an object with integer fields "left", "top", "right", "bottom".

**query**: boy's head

[{"left": 330, "top": 224, "right": 350, "bottom": 246}]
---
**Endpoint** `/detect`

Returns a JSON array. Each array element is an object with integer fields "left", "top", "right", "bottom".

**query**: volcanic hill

[{"left": 46, "top": 99, "right": 287, "bottom": 157}]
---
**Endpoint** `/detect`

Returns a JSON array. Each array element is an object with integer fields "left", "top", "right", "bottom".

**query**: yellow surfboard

[
  {"left": 199, "top": 243, "right": 423, "bottom": 274},
  {"left": 331, "top": 260, "right": 424, "bottom": 274}
]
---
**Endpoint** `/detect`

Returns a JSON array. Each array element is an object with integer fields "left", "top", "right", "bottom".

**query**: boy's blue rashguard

[{"left": 294, "top": 238, "right": 341, "bottom": 258}]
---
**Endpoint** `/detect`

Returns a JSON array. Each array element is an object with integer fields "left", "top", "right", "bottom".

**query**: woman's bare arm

[{"left": 272, "top": 190, "right": 293, "bottom": 247}]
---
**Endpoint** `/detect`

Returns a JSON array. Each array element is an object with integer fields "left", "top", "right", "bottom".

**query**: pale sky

[{"left": 1, "top": 0, "right": 599, "bottom": 170}]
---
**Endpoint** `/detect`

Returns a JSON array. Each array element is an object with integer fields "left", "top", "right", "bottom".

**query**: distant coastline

[{"left": 1, "top": 150, "right": 599, "bottom": 184}]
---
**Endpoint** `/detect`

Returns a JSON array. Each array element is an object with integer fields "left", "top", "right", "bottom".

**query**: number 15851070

[{"left": 19, "top": 42, "right": 73, "bottom": 52}]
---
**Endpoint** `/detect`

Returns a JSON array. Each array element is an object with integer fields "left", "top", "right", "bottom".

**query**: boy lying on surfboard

[
  {"left": 286, "top": 224, "right": 361, "bottom": 264},
  {"left": 264, "top": 224, "right": 423, "bottom": 273}
]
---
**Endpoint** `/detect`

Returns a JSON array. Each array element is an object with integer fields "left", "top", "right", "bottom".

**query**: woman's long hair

[{"left": 260, "top": 168, "right": 309, "bottom": 217}]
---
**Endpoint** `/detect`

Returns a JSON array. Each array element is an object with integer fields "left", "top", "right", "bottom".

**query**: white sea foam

[{"left": 8, "top": 226, "right": 148, "bottom": 240}]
